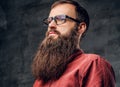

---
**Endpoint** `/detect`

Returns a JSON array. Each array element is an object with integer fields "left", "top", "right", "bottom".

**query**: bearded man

[{"left": 32, "top": 0, "right": 116, "bottom": 87}]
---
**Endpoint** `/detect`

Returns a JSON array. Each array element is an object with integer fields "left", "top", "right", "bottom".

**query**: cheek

[
  {"left": 56, "top": 22, "right": 77, "bottom": 36},
  {"left": 58, "top": 25, "right": 75, "bottom": 36},
  {"left": 57, "top": 28, "right": 71, "bottom": 37}
]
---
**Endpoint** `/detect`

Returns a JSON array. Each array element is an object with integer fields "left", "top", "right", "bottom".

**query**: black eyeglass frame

[{"left": 43, "top": 14, "right": 81, "bottom": 25}]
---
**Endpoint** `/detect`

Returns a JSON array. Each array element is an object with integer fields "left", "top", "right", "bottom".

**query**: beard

[{"left": 32, "top": 26, "right": 79, "bottom": 83}]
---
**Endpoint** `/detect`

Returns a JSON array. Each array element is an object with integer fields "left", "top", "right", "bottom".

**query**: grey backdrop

[{"left": 0, "top": 0, "right": 120, "bottom": 87}]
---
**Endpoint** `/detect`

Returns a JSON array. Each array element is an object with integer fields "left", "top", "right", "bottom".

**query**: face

[{"left": 47, "top": 4, "right": 78, "bottom": 39}]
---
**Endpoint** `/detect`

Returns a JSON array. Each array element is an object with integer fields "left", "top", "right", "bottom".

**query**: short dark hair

[{"left": 51, "top": 0, "right": 90, "bottom": 37}]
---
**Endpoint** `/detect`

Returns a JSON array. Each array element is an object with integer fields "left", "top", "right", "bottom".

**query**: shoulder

[
  {"left": 74, "top": 53, "right": 114, "bottom": 73},
  {"left": 70, "top": 52, "right": 112, "bottom": 69},
  {"left": 78, "top": 53, "right": 110, "bottom": 65},
  {"left": 75, "top": 53, "right": 116, "bottom": 87}
]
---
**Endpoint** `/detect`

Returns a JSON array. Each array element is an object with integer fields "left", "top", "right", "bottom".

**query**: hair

[{"left": 51, "top": 0, "right": 90, "bottom": 37}]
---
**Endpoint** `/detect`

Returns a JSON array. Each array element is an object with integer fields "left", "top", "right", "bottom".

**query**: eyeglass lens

[
  {"left": 44, "top": 15, "right": 66, "bottom": 25},
  {"left": 43, "top": 15, "right": 80, "bottom": 25}
]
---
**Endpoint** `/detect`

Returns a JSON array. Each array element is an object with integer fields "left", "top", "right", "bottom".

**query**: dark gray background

[{"left": 0, "top": 0, "right": 120, "bottom": 87}]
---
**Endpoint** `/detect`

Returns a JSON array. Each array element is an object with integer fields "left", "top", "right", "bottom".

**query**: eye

[
  {"left": 54, "top": 15, "right": 66, "bottom": 25},
  {"left": 55, "top": 15, "right": 65, "bottom": 21},
  {"left": 43, "top": 17, "right": 53, "bottom": 25},
  {"left": 47, "top": 17, "right": 53, "bottom": 24}
]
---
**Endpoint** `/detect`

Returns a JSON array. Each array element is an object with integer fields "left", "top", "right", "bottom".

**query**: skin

[{"left": 47, "top": 3, "right": 86, "bottom": 48}]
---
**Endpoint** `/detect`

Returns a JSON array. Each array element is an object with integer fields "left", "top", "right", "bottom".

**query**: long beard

[{"left": 32, "top": 27, "right": 79, "bottom": 83}]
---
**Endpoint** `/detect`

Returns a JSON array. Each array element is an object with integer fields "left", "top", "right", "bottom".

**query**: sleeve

[
  {"left": 33, "top": 80, "right": 39, "bottom": 87},
  {"left": 80, "top": 56, "right": 116, "bottom": 87},
  {"left": 33, "top": 79, "right": 43, "bottom": 87}
]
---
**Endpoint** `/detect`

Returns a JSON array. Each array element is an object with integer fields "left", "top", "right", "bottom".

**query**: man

[{"left": 32, "top": 0, "right": 116, "bottom": 87}]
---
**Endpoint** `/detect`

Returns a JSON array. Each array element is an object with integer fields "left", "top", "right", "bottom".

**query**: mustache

[{"left": 46, "top": 29, "right": 61, "bottom": 37}]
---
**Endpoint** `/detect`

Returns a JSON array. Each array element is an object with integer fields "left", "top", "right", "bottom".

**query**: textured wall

[{"left": 0, "top": 0, "right": 120, "bottom": 87}]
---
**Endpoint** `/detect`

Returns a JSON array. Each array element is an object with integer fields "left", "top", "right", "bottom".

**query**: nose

[{"left": 48, "top": 20, "right": 57, "bottom": 29}]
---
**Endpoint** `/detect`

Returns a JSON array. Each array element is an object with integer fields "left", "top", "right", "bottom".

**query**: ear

[{"left": 77, "top": 22, "right": 87, "bottom": 35}]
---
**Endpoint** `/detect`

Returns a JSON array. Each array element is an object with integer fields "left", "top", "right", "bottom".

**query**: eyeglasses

[{"left": 43, "top": 15, "right": 81, "bottom": 25}]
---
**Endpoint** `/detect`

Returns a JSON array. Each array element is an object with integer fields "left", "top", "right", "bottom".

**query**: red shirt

[{"left": 33, "top": 50, "right": 116, "bottom": 87}]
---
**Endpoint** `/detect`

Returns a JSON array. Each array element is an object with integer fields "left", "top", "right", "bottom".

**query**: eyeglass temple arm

[{"left": 66, "top": 16, "right": 81, "bottom": 23}]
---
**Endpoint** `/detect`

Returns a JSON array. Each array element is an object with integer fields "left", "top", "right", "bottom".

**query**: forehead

[{"left": 49, "top": 4, "right": 76, "bottom": 18}]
